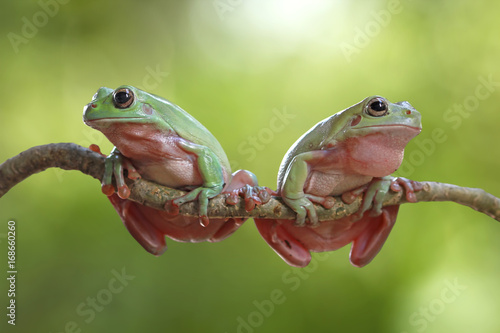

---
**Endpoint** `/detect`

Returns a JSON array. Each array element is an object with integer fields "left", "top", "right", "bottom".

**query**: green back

[{"left": 145, "top": 90, "right": 231, "bottom": 173}]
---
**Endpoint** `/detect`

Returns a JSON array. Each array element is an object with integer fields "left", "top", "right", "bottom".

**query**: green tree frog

[
  {"left": 255, "top": 96, "right": 422, "bottom": 267},
  {"left": 83, "top": 85, "right": 268, "bottom": 255}
]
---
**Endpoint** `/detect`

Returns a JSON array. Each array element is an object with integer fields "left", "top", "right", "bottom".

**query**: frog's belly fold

[
  {"left": 304, "top": 171, "right": 372, "bottom": 197},
  {"left": 135, "top": 158, "right": 203, "bottom": 189}
]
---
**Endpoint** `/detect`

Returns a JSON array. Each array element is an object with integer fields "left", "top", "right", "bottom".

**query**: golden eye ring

[
  {"left": 113, "top": 88, "right": 134, "bottom": 109},
  {"left": 366, "top": 97, "right": 388, "bottom": 117}
]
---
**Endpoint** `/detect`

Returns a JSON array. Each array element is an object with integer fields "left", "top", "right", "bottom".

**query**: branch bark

[{"left": 1, "top": 143, "right": 500, "bottom": 222}]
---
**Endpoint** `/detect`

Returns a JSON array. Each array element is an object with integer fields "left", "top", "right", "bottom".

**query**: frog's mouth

[
  {"left": 355, "top": 124, "right": 422, "bottom": 131},
  {"left": 86, "top": 117, "right": 145, "bottom": 122},
  {"left": 83, "top": 117, "right": 145, "bottom": 130},
  {"left": 351, "top": 124, "right": 422, "bottom": 142},
  {"left": 83, "top": 102, "right": 150, "bottom": 125}
]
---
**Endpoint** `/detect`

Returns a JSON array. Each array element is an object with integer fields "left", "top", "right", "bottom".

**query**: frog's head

[
  {"left": 83, "top": 85, "right": 165, "bottom": 130},
  {"left": 333, "top": 95, "right": 422, "bottom": 140},
  {"left": 330, "top": 95, "right": 422, "bottom": 176}
]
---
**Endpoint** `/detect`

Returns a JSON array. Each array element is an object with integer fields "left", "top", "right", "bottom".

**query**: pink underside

[
  {"left": 342, "top": 128, "right": 417, "bottom": 177},
  {"left": 255, "top": 206, "right": 399, "bottom": 268},
  {"left": 98, "top": 122, "right": 229, "bottom": 188},
  {"left": 304, "top": 127, "right": 419, "bottom": 196}
]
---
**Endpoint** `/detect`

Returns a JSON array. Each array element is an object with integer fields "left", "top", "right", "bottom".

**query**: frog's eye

[
  {"left": 113, "top": 88, "right": 134, "bottom": 109},
  {"left": 366, "top": 98, "right": 388, "bottom": 117}
]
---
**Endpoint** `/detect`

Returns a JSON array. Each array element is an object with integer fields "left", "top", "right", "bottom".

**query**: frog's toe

[
  {"left": 225, "top": 191, "right": 239, "bottom": 205},
  {"left": 197, "top": 190, "right": 213, "bottom": 223},
  {"left": 164, "top": 199, "right": 180, "bottom": 216},
  {"left": 100, "top": 173, "right": 116, "bottom": 196},
  {"left": 369, "top": 204, "right": 383, "bottom": 217},
  {"left": 102, "top": 159, "right": 114, "bottom": 189},
  {"left": 341, "top": 184, "right": 369, "bottom": 204},
  {"left": 390, "top": 180, "right": 402, "bottom": 192},
  {"left": 89, "top": 144, "right": 106, "bottom": 156},
  {"left": 123, "top": 159, "right": 141, "bottom": 180},
  {"left": 241, "top": 185, "right": 257, "bottom": 211},
  {"left": 101, "top": 184, "right": 115, "bottom": 196},
  {"left": 117, "top": 185, "right": 131, "bottom": 199},
  {"left": 257, "top": 187, "right": 273, "bottom": 204},
  {"left": 304, "top": 204, "right": 320, "bottom": 226},
  {"left": 392, "top": 177, "right": 423, "bottom": 202},
  {"left": 173, "top": 187, "right": 202, "bottom": 207},
  {"left": 245, "top": 197, "right": 256, "bottom": 212},
  {"left": 294, "top": 208, "right": 307, "bottom": 226},
  {"left": 200, "top": 215, "right": 210, "bottom": 227}
]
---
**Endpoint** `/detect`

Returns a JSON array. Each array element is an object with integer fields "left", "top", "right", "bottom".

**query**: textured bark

[{"left": 1, "top": 143, "right": 499, "bottom": 222}]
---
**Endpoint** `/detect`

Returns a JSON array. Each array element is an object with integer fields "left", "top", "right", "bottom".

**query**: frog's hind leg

[
  {"left": 226, "top": 169, "right": 258, "bottom": 191},
  {"left": 255, "top": 219, "right": 312, "bottom": 267},
  {"left": 349, "top": 205, "right": 399, "bottom": 267},
  {"left": 209, "top": 169, "right": 265, "bottom": 242},
  {"left": 225, "top": 169, "right": 273, "bottom": 211},
  {"left": 108, "top": 194, "right": 167, "bottom": 256}
]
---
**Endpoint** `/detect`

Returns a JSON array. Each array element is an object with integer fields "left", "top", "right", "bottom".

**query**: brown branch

[{"left": 1, "top": 143, "right": 500, "bottom": 222}]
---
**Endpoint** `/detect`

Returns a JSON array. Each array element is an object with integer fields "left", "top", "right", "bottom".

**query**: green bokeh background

[{"left": 1, "top": 0, "right": 500, "bottom": 332}]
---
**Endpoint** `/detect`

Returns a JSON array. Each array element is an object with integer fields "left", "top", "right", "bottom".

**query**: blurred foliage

[{"left": 1, "top": 0, "right": 500, "bottom": 332}]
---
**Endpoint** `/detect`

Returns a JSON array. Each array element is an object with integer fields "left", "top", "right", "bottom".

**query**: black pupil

[
  {"left": 371, "top": 101, "right": 386, "bottom": 112},
  {"left": 115, "top": 91, "right": 131, "bottom": 104}
]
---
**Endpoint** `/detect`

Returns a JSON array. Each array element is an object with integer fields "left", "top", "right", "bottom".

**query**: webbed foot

[
  {"left": 282, "top": 196, "right": 319, "bottom": 227},
  {"left": 168, "top": 184, "right": 224, "bottom": 227},
  {"left": 91, "top": 145, "right": 141, "bottom": 199},
  {"left": 226, "top": 185, "right": 273, "bottom": 211}
]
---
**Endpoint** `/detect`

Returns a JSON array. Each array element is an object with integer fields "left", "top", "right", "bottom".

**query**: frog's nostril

[{"left": 91, "top": 103, "right": 97, "bottom": 108}]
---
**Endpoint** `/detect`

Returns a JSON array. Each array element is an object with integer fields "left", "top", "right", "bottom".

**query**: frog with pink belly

[
  {"left": 83, "top": 85, "right": 268, "bottom": 256},
  {"left": 255, "top": 96, "right": 422, "bottom": 267}
]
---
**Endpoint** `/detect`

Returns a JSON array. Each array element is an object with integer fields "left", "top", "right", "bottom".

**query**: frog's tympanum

[
  {"left": 83, "top": 86, "right": 268, "bottom": 255},
  {"left": 255, "top": 96, "right": 422, "bottom": 267}
]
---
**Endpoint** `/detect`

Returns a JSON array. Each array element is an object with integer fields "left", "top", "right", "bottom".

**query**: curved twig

[{"left": 1, "top": 143, "right": 499, "bottom": 222}]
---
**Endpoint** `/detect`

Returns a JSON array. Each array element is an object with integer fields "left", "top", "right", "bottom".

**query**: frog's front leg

[
  {"left": 281, "top": 150, "right": 333, "bottom": 226},
  {"left": 90, "top": 145, "right": 141, "bottom": 199},
  {"left": 168, "top": 138, "right": 225, "bottom": 227}
]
